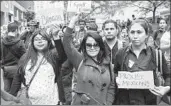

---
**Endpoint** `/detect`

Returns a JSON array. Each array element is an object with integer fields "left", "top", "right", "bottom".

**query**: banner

[
  {"left": 117, "top": 71, "right": 154, "bottom": 89},
  {"left": 67, "top": 1, "right": 92, "bottom": 13},
  {"left": 35, "top": 7, "right": 64, "bottom": 28}
]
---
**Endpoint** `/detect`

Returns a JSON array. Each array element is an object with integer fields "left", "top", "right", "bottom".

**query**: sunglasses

[{"left": 86, "top": 43, "right": 99, "bottom": 49}]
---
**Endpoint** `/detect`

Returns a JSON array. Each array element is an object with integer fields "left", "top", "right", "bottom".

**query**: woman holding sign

[
  {"left": 114, "top": 18, "right": 170, "bottom": 105},
  {"left": 63, "top": 14, "right": 115, "bottom": 105}
]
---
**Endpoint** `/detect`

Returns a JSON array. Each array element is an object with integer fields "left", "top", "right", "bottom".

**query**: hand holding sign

[{"left": 149, "top": 86, "right": 170, "bottom": 97}]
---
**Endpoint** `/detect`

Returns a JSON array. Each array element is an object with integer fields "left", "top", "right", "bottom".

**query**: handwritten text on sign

[
  {"left": 35, "top": 8, "right": 64, "bottom": 27},
  {"left": 67, "top": 1, "right": 92, "bottom": 12},
  {"left": 117, "top": 71, "right": 154, "bottom": 89}
]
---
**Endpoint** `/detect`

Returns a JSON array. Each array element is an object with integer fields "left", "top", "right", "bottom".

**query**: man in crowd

[
  {"left": 20, "top": 20, "right": 39, "bottom": 49},
  {"left": 0, "top": 21, "right": 26, "bottom": 92},
  {"left": 102, "top": 19, "right": 123, "bottom": 70},
  {"left": 75, "top": 19, "right": 87, "bottom": 44}
]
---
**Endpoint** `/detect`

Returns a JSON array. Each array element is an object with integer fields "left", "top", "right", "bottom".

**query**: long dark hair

[
  {"left": 79, "top": 31, "right": 106, "bottom": 64},
  {"left": 22, "top": 28, "right": 53, "bottom": 72}
]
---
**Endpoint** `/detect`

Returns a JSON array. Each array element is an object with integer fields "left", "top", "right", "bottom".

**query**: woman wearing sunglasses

[{"left": 63, "top": 14, "right": 115, "bottom": 105}]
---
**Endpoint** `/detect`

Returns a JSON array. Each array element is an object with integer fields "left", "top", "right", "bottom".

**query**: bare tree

[{"left": 130, "top": 0, "right": 170, "bottom": 23}]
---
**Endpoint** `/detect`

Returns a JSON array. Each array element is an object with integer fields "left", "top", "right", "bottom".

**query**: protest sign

[
  {"left": 35, "top": 7, "right": 64, "bottom": 28},
  {"left": 117, "top": 71, "right": 154, "bottom": 89},
  {"left": 67, "top": 1, "right": 92, "bottom": 13}
]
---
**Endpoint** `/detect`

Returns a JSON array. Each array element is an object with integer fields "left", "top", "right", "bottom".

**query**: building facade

[{"left": 1, "top": 1, "right": 34, "bottom": 26}]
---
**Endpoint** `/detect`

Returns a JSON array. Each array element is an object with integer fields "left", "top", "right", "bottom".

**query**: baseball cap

[{"left": 28, "top": 20, "right": 38, "bottom": 26}]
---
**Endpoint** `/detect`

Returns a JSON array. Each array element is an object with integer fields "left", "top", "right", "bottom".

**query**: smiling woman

[
  {"left": 9, "top": 28, "right": 67, "bottom": 105},
  {"left": 63, "top": 14, "right": 115, "bottom": 105}
]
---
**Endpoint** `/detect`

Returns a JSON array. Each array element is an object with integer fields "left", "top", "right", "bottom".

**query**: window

[
  {"left": 8, "top": 14, "right": 12, "bottom": 22},
  {"left": 14, "top": 7, "right": 17, "bottom": 17}
]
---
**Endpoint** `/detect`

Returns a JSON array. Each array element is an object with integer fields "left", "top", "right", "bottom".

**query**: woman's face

[
  {"left": 147, "top": 36, "right": 154, "bottom": 47},
  {"left": 86, "top": 37, "right": 100, "bottom": 58},
  {"left": 159, "top": 20, "right": 167, "bottom": 30},
  {"left": 33, "top": 34, "right": 48, "bottom": 52},
  {"left": 129, "top": 23, "right": 148, "bottom": 47}
]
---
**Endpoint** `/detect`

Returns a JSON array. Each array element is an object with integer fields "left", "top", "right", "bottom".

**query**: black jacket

[
  {"left": 1, "top": 35, "right": 26, "bottom": 66},
  {"left": 114, "top": 46, "right": 170, "bottom": 105}
]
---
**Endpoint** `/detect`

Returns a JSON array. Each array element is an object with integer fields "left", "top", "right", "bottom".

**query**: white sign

[
  {"left": 67, "top": 1, "right": 92, "bottom": 13},
  {"left": 35, "top": 7, "right": 64, "bottom": 27},
  {"left": 117, "top": 71, "right": 154, "bottom": 89}
]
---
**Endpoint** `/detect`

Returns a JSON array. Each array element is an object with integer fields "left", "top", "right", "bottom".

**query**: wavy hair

[
  {"left": 22, "top": 28, "right": 53, "bottom": 72},
  {"left": 79, "top": 31, "right": 106, "bottom": 64}
]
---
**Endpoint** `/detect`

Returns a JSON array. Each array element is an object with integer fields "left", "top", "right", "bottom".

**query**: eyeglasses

[
  {"left": 34, "top": 37, "right": 47, "bottom": 42},
  {"left": 86, "top": 43, "right": 99, "bottom": 49}
]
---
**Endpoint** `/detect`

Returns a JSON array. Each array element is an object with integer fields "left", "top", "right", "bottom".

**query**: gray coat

[{"left": 63, "top": 27, "right": 115, "bottom": 105}]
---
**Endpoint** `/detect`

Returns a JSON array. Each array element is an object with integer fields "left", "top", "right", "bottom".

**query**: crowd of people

[{"left": 1, "top": 13, "right": 170, "bottom": 105}]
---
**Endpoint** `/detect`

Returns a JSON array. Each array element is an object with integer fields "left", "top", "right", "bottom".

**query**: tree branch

[
  {"left": 147, "top": 0, "right": 153, "bottom": 4},
  {"left": 84, "top": 4, "right": 106, "bottom": 18},
  {"left": 131, "top": 3, "right": 153, "bottom": 12},
  {"left": 156, "top": 1, "right": 166, "bottom": 8}
]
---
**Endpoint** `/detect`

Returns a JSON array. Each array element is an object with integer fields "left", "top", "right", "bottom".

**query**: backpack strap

[
  {"left": 155, "top": 48, "right": 163, "bottom": 74},
  {"left": 159, "top": 49, "right": 163, "bottom": 75},
  {"left": 76, "top": 60, "right": 84, "bottom": 72},
  {"left": 155, "top": 49, "right": 159, "bottom": 73}
]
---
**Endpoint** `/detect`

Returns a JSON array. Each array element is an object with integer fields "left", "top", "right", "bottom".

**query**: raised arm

[
  {"left": 63, "top": 14, "right": 83, "bottom": 69},
  {"left": 54, "top": 39, "right": 67, "bottom": 65},
  {"left": 51, "top": 26, "right": 67, "bottom": 65}
]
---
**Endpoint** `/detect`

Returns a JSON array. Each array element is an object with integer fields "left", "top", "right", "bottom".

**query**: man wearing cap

[{"left": 20, "top": 20, "right": 39, "bottom": 49}]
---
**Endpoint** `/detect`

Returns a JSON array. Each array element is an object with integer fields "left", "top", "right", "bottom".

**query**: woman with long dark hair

[
  {"left": 9, "top": 28, "right": 67, "bottom": 105},
  {"left": 114, "top": 18, "right": 170, "bottom": 105},
  {"left": 63, "top": 14, "right": 115, "bottom": 105}
]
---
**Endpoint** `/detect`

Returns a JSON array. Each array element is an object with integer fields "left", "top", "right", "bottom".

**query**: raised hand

[
  {"left": 68, "top": 13, "right": 82, "bottom": 29},
  {"left": 49, "top": 26, "right": 60, "bottom": 40}
]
